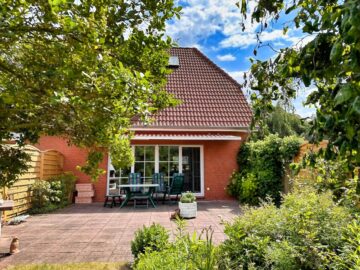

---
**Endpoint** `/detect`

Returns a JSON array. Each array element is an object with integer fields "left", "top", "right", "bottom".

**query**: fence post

[{"left": 39, "top": 152, "right": 45, "bottom": 180}]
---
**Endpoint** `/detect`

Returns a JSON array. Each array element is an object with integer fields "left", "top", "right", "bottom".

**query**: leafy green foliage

[
  {"left": 219, "top": 188, "right": 357, "bottom": 269},
  {"left": 227, "top": 134, "right": 302, "bottom": 204},
  {"left": 49, "top": 172, "right": 77, "bottom": 204},
  {"left": 334, "top": 219, "right": 360, "bottom": 269},
  {"left": 0, "top": 145, "right": 30, "bottom": 189},
  {"left": 293, "top": 156, "right": 360, "bottom": 208},
  {"left": 0, "top": 0, "right": 181, "bottom": 182},
  {"left": 238, "top": 0, "right": 360, "bottom": 168},
  {"left": 30, "top": 172, "right": 77, "bottom": 214},
  {"left": 259, "top": 103, "right": 310, "bottom": 139},
  {"left": 31, "top": 181, "right": 53, "bottom": 210},
  {"left": 134, "top": 222, "right": 217, "bottom": 270},
  {"left": 180, "top": 191, "right": 196, "bottom": 203},
  {"left": 131, "top": 223, "right": 170, "bottom": 260}
]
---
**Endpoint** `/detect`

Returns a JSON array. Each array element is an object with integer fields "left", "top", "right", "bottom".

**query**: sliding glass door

[
  {"left": 182, "top": 147, "right": 201, "bottom": 193},
  {"left": 107, "top": 145, "right": 203, "bottom": 195}
]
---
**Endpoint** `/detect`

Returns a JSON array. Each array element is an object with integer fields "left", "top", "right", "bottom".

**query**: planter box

[
  {"left": 75, "top": 197, "right": 93, "bottom": 204},
  {"left": 76, "top": 184, "right": 94, "bottom": 192},
  {"left": 77, "top": 191, "right": 95, "bottom": 198},
  {"left": 179, "top": 202, "right": 197, "bottom": 218}
]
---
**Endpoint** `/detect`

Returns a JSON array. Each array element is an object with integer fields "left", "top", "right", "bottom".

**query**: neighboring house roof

[{"left": 133, "top": 47, "right": 252, "bottom": 130}]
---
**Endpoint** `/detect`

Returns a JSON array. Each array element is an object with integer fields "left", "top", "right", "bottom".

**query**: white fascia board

[
  {"left": 130, "top": 127, "right": 250, "bottom": 132},
  {"left": 132, "top": 135, "right": 242, "bottom": 141}
]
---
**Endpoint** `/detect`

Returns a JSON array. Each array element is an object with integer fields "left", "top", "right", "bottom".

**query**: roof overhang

[
  {"left": 132, "top": 134, "right": 242, "bottom": 141},
  {"left": 130, "top": 127, "right": 250, "bottom": 133}
]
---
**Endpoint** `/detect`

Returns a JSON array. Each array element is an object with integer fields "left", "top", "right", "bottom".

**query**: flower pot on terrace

[{"left": 179, "top": 201, "right": 197, "bottom": 218}]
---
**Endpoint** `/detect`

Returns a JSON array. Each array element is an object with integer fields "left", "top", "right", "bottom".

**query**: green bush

[
  {"left": 218, "top": 187, "right": 355, "bottom": 269},
  {"left": 131, "top": 223, "right": 169, "bottom": 260},
  {"left": 227, "top": 134, "right": 302, "bottom": 205},
  {"left": 334, "top": 219, "right": 360, "bottom": 269},
  {"left": 30, "top": 172, "right": 76, "bottom": 214},
  {"left": 293, "top": 156, "right": 360, "bottom": 208},
  {"left": 180, "top": 191, "right": 196, "bottom": 203},
  {"left": 50, "top": 172, "right": 77, "bottom": 204},
  {"left": 31, "top": 180, "right": 52, "bottom": 210},
  {"left": 134, "top": 223, "right": 217, "bottom": 270}
]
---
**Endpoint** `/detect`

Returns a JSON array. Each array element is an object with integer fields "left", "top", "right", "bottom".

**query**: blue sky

[{"left": 165, "top": 0, "right": 315, "bottom": 117}]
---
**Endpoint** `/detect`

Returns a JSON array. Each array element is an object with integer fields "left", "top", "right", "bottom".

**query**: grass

[{"left": 5, "top": 262, "right": 130, "bottom": 270}]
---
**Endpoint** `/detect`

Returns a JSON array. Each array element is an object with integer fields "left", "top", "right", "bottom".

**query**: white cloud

[
  {"left": 227, "top": 70, "right": 248, "bottom": 84},
  {"left": 166, "top": 0, "right": 310, "bottom": 52},
  {"left": 217, "top": 54, "right": 236, "bottom": 61},
  {"left": 166, "top": 0, "right": 259, "bottom": 47}
]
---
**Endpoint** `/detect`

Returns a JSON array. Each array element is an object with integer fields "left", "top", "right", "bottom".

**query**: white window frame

[{"left": 107, "top": 144, "right": 204, "bottom": 197}]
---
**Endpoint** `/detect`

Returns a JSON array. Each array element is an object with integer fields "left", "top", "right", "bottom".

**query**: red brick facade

[
  {"left": 36, "top": 132, "right": 247, "bottom": 201},
  {"left": 36, "top": 136, "right": 108, "bottom": 202}
]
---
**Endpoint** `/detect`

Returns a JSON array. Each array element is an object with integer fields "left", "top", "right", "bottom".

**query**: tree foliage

[
  {"left": 0, "top": 0, "right": 180, "bottom": 184},
  {"left": 0, "top": 145, "right": 30, "bottom": 189},
  {"left": 253, "top": 103, "right": 311, "bottom": 140},
  {"left": 239, "top": 0, "right": 360, "bottom": 168}
]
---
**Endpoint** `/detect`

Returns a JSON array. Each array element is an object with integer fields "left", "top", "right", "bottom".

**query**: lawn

[{"left": 5, "top": 262, "right": 130, "bottom": 270}]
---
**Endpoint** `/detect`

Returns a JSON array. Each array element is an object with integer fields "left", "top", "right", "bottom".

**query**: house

[{"left": 36, "top": 48, "right": 252, "bottom": 201}]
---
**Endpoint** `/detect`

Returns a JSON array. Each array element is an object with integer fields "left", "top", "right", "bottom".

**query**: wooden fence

[
  {"left": 283, "top": 141, "right": 328, "bottom": 193},
  {"left": 1, "top": 145, "right": 64, "bottom": 220}
]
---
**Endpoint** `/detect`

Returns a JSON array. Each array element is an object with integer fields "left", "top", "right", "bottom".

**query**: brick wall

[
  {"left": 36, "top": 137, "right": 108, "bottom": 202},
  {"left": 37, "top": 132, "right": 247, "bottom": 201}
]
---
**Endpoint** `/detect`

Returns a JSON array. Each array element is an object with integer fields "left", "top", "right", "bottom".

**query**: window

[
  {"left": 134, "top": 146, "right": 155, "bottom": 183},
  {"left": 108, "top": 162, "right": 131, "bottom": 195},
  {"left": 107, "top": 145, "right": 203, "bottom": 195},
  {"left": 159, "top": 146, "right": 179, "bottom": 186}
]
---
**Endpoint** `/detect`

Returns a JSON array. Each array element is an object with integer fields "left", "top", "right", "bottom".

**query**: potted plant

[{"left": 179, "top": 191, "right": 197, "bottom": 218}]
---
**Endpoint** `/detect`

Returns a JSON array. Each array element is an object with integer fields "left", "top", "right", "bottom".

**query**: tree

[
  {"left": 253, "top": 103, "right": 310, "bottom": 139},
  {"left": 238, "top": 0, "right": 360, "bottom": 168},
  {"left": 0, "top": 0, "right": 181, "bottom": 184}
]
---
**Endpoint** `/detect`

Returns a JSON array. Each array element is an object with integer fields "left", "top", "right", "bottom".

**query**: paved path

[{"left": 0, "top": 201, "right": 240, "bottom": 267}]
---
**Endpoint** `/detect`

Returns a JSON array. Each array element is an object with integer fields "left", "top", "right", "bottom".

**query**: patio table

[
  {"left": 118, "top": 184, "right": 159, "bottom": 208},
  {"left": 0, "top": 200, "right": 14, "bottom": 238}
]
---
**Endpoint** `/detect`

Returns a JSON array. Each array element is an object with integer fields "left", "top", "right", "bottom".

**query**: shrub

[
  {"left": 49, "top": 172, "right": 77, "bottom": 204},
  {"left": 334, "top": 219, "right": 360, "bottom": 269},
  {"left": 293, "top": 156, "right": 360, "bottom": 208},
  {"left": 227, "top": 134, "right": 302, "bottom": 205},
  {"left": 30, "top": 172, "right": 77, "bottom": 214},
  {"left": 218, "top": 187, "right": 354, "bottom": 269},
  {"left": 31, "top": 180, "right": 52, "bottom": 209},
  {"left": 131, "top": 223, "right": 169, "bottom": 260},
  {"left": 134, "top": 223, "right": 217, "bottom": 270},
  {"left": 180, "top": 191, "right": 196, "bottom": 203}
]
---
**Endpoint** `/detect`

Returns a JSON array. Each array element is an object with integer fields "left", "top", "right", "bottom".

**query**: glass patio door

[
  {"left": 107, "top": 145, "right": 203, "bottom": 196},
  {"left": 181, "top": 147, "right": 201, "bottom": 193}
]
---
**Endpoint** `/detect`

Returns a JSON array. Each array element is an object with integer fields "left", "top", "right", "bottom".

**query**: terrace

[{"left": 0, "top": 201, "right": 240, "bottom": 268}]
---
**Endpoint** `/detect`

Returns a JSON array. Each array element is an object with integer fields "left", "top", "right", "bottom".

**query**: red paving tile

[{"left": 0, "top": 201, "right": 241, "bottom": 267}]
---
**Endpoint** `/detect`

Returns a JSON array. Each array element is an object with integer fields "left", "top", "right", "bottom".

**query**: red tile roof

[{"left": 133, "top": 47, "right": 252, "bottom": 129}]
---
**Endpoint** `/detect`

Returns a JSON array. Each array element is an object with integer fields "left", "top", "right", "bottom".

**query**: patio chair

[
  {"left": 128, "top": 173, "right": 142, "bottom": 193},
  {"left": 120, "top": 172, "right": 157, "bottom": 208},
  {"left": 162, "top": 173, "right": 184, "bottom": 204},
  {"left": 152, "top": 173, "right": 166, "bottom": 202},
  {"left": 132, "top": 188, "right": 156, "bottom": 208}
]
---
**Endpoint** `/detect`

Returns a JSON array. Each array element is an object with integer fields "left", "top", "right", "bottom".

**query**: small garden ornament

[{"left": 10, "top": 237, "right": 20, "bottom": 254}]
